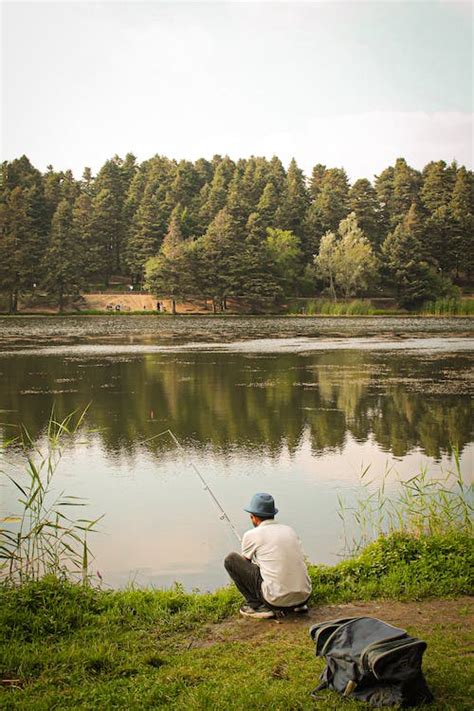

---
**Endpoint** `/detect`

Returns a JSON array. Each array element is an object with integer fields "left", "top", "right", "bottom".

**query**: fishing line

[{"left": 143, "top": 428, "right": 242, "bottom": 543}]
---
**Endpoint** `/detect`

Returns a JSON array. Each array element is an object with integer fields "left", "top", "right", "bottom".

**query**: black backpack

[{"left": 309, "top": 616, "right": 434, "bottom": 708}]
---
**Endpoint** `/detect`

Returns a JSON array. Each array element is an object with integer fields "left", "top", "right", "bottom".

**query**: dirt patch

[
  {"left": 80, "top": 294, "right": 247, "bottom": 313},
  {"left": 192, "top": 597, "right": 473, "bottom": 649}
]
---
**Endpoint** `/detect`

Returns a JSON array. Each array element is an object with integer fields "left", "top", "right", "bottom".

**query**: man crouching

[{"left": 224, "top": 493, "right": 312, "bottom": 619}]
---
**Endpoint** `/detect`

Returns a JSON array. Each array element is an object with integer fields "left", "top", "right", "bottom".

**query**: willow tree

[{"left": 314, "top": 213, "right": 378, "bottom": 299}]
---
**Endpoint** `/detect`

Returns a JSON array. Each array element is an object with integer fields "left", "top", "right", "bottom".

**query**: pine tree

[
  {"left": 72, "top": 192, "right": 98, "bottom": 283},
  {"left": 90, "top": 189, "right": 117, "bottom": 286},
  {"left": 226, "top": 166, "right": 251, "bottom": 232},
  {"left": 125, "top": 185, "right": 167, "bottom": 286},
  {"left": 382, "top": 210, "right": 443, "bottom": 308},
  {"left": 162, "top": 205, "right": 184, "bottom": 257},
  {"left": 166, "top": 160, "right": 201, "bottom": 208},
  {"left": 199, "top": 158, "right": 234, "bottom": 227},
  {"left": 308, "top": 163, "right": 327, "bottom": 201},
  {"left": 391, "top": 158, "right": 421, "bottom": 227},
  {"left": 145, "top": 206, "right": 186, "bottom": 314},
  {"left": 423, "top": 205, "right": 456, "bottom": 273},
  {"left": 252, "top": 157, "right": 271, "bottom": 203},
  {"left": 2, "top": 157, "right": 49, "bottom": 241},
  {"left": 246, "top": 212, "right": 267, "bottom": 245},
  {"left": 43, "top": 165, "right": 64, "bottom": 228},
  {"left": 238, "top": 241, "right": 282, "bottom": 307},
  {"left": 256, "top": 182, "right": 279, "bottom": 231},
  {"left": 43, "top": 199, "right": 83, "bottom": 311},
  {"left": 237, "top": 212, "right": 282, "bottom": 304},
  {"left": 60, "top": 170, "right": 80, "bottom": 203},
  {"left": 450, "top": 167, "right": 474, "bottom": 280},
  {"left": 268, "top": 156, "right": 286, "bottom": 193},
  {"left": 81, "top": 167, "right": 95, "bottom": 197},
  {"left": 312, "top": 168, "right": 350, "bottom": 234},
  {"left": 420, "top": 161, "right": 453, "bottom": 214},
  {"left": 374, "top": 166, "right": 395, "bottom": 239},
  {"left": 0, "top": 187, "right": 39, "bottom": 312},
  {"left": 348, "top": 178, "right": 381, "bottom": 248},
  {"left": 123, "top": 161, "right": 153, "bottom": 235},
  {"left": 94, "top": 155, "right": 137, "bottom": 274},
  {"left": 200, "top": 208, "right": 241, "bottom": 310},
  {"left": 194, "top": 158, "right": 213, "bottom": 188},
  {"left": 275, "top": 158, "right": 309, "bottom": 239}
]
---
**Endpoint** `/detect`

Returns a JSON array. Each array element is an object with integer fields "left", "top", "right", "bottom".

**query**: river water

[{"left": 0, "top": 316, "right": 472, "bottom": 589}]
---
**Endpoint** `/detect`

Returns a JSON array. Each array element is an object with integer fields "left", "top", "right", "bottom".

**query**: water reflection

[{"left": 1, "top": 349, "right": 472, "bottom": 460}]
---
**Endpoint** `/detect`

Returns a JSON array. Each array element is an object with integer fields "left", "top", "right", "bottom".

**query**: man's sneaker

[
  {"left": 293, "top": 603, "right": 309, "bottom": 613},
  {"left": 239, "top": 604, "right": 275, "bottom": 619}
]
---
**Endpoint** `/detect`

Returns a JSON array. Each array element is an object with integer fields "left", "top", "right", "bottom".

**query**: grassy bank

[
  {"left": 1, "top": 415, "right": 472, "bottom": 707},
  {"left": 2, "top": 295, "right": 474, "bottom": 316},
  {"left": 1, "top": 531, "right": 473, "bottom": 709},
  {"left": 288, "top": 296, "right": 474, "bottom": 316}
]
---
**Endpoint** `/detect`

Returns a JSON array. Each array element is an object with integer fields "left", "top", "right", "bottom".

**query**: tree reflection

[{"left": 0, "top": 350, "right": 471, "bottom": 460}]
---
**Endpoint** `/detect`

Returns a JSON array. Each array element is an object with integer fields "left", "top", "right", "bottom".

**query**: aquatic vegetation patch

[{"left": 0, "top": 408, "right": 103, "bottom": 585}]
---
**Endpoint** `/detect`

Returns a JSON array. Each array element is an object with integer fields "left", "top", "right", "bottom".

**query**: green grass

[
  {"left": 2, "top": 418, "right": 473, "bottom": 707},
  {"left": 1, "top": 532, "right": 472, "bottom": 709},
  {"left": 310, "top": 532, "right": 473, "bottom": 602},
  {"left": 420, "top": 297, "right": 474, "bottom": 316},
  {"left": 4, "top": 623, "right": 468, "bottom": 710},
  {"left": 289, "top": 299, "right": 379, "bottom": 316}
]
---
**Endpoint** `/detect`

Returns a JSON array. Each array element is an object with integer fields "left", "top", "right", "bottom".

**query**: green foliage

[
  {"left": 0, "top": 186, "right": 41, "bottom": 312},
  {"left": 314, "top": 213, "right": 379, "bottom": 299},
  {"left": 1, "top": 532, "right": 471, "bottom": 647},
  {"left": 294, "top": 299, "right": 377, "bottom": 315},
  {"left": 0, "top": 408, "right": 103, "bottom": 584},
  {"left": 338, "top": 457, "right": 472, "bottom": 554},
  {"left": 1, "top": 154, "right": 473, "bottom": 311},
  {"left": 311, "top": 167, "right": 350, "bottom": 234},
  {"left": 274, "top": 158, "right": 309, "bottom": 241},
  {"left": 391, "top": 158, "right": 422, "bottom": 227},
  {"left": 265, "top": 227, "right": 303, "bottom": 295},
  {"left": 381, "top": 206, "right": 454, "bottom": 308},
  {"left": 310, "top": 532, "right": 473, "bottom": 602},
  {"left": 42, "top": 199, "right": 83, "bottom": 311},
  {"left": 348, "top": 178, "right": 381, "bottom": 247},
  {"left": 421, "top": 297, "right": 474, "bottom": 315}
]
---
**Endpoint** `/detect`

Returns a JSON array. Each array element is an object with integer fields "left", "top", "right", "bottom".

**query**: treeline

[{"left": 0, "top": 153, "right": 472, "bottom": 312}]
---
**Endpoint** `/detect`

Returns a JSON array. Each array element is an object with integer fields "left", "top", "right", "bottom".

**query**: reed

[
  {"left": 293, "top": 299, "right": 377, "bottom": 316},
  {"left": 338, "top": 454, "right": 473, "bottom": 555},
  {"left": 0, "top": 407, "right": 103, "bottom": 585},
  {"left": 420, "top": 297, "right": 474, "bottom": 315}
]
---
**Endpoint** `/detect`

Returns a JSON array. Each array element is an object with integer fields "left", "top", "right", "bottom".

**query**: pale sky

[{"left": 1, "top": 0, "right": 473, "bottom": 181}]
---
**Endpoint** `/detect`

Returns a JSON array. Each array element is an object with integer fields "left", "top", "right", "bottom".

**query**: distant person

[{"left": 224, "top": 493, "right": 312, "bottom": 619}]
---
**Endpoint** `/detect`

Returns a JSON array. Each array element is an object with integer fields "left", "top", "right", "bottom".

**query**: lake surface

[{"left": 1, "top": 316, "right": 472, "bottom": 590}]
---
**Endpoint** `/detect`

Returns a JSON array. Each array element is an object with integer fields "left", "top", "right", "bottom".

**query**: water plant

[
  {"left": 0, "top": 407, "right": 103, "bottom": 584},
  {"left": 420, "top": 296, "right": 474, "bottom": 316},
  {"left": 338, "top": 455, "right": 473, "bottom": 555},
  {"left": 294, "top": 299, "right": 377, "bottom": 316}
]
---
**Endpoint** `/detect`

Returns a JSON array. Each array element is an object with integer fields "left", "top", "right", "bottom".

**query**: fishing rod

[{"left": 142, "top": 428, "right": 242, "bottom": 543}]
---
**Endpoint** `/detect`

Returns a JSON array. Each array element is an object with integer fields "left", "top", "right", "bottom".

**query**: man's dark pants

[{"left": 224, "top": 551, "right": 266, "bottom": 608}]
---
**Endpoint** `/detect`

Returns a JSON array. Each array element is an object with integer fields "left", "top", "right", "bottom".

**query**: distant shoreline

[{"left": 1, "top": 311, "right": 473, "bottom": 318}]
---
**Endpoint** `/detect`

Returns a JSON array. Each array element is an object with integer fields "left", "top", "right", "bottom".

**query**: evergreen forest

[{"left": 1, "top": 154, "right": 472, "bottom": 312}]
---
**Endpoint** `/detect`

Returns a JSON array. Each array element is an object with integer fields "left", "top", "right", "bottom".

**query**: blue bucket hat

[{"left": 244, "top": 492, "right": 278, "bottom": 518}]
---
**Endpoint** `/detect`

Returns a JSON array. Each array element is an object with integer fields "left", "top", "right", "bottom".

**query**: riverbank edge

[{"left": 1, "top": 531, "right": 473, "bottom": 709}]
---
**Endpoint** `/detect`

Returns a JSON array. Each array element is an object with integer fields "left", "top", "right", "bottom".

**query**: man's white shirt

[{"left": 241, "top": 519, "right": 312, "bottom": 606}]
